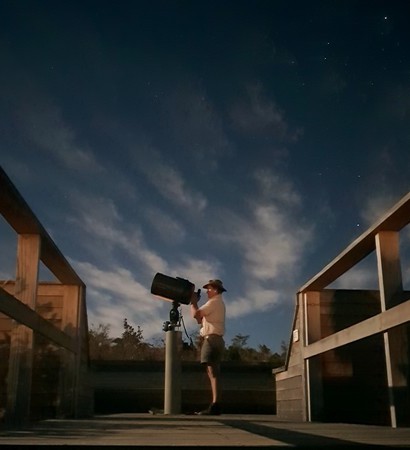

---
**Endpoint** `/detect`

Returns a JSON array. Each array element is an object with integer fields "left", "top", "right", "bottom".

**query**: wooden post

[
  {"left": 376, "top": 231, "right": 407, "bottom": 428},
  {"left": 6, "top": 234, "right": 41, "bottom": 425},
  {"left": 295, "top": 292, "right": 308, "bottom": 422},
  {"left": 57, "top": 285, "right": 80, "bottom": 418},
  {"left": 303, "top": 291, "right": 324, "bottom": 421}
]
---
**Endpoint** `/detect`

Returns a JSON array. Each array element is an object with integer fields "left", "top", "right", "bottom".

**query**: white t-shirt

[{"left": 199, "top": 294, "right": 226, "bottom": 337}]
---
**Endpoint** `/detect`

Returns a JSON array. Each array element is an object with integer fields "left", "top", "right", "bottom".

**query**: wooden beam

[
  {"left": 0, "top": 167, "right": 42, "bottom": 234},
  {"left": 0, "top": 166, "right": 84, "bottom": 285},
  {"left": 299, "top": 191, "right": 410, "bottom": 292},
  {"left": 0, "top": 287, "right": 77, "bottom": 353},
  {"left": 303, "top": 299, "right": 410, "bottom": 359},
  {"left": 41, "top": 239, "right": 84, "bottom": 286}
]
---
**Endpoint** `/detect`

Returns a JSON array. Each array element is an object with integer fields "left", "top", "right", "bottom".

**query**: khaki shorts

[{"left": 200, "top": 334, "right": 225, "bottom": 364}]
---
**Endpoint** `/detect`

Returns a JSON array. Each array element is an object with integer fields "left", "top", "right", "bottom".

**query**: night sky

[{"left": 1, "top": 0, "right": 410, "bottom": 350}]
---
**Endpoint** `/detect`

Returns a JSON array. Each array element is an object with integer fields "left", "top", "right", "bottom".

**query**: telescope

[
  {"left": 150, "top": 272, "right": 196, "bottom": 305},
  {"left": 151, "top": 273, "right": 201, "bottom": 331},
  {"left": 151, "top": 273, "right": 200, "bottom": 414}
]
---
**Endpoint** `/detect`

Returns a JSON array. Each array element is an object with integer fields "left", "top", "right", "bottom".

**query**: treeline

[{"left": 89, "top": 318, "right": 287, "bottom": 366}]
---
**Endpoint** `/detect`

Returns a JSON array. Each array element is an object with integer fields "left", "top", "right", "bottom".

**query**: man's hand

[
  {"left": 190, "top": 291, "right": 202, "bottom": 324},
  {"left": 190, "top": 290, "right": 199, "bottom": 305}
]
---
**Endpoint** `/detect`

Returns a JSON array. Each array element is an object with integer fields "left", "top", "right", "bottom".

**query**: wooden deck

[{"left": 0, "top": 414, "right": 409, "bottom": 448}]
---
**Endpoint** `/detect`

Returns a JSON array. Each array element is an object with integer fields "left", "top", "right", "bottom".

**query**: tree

[
  {"left": 88, "top": 323, "right": 114, "bottom": 360},
  {"left": 224, "top": 334, "right": 287, "bottom": 365},
  {"left": 231, "top": 334, "right": 250, "bottom": 348},
  {"left": 257, "top": 344, "right": 273, "bottom": 362},
  {"left": 181, "top": 330, "right": 200, "bottom": 361},
  {"left": 88, "top": 320, "right": 287, "bottom": 365},
  {"left": 225, "top": 334, "right": 250, "bottom": 361},
  {"left": 112, "top": 318, "right": 148, "bottom": 360},
  {"left": 280, "top": 340, "right": 288, "bottom": 360}
]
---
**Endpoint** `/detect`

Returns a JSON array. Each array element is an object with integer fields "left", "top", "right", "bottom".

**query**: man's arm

[{"left": 190, "top": 292, "right": 202, "bottom": 324}]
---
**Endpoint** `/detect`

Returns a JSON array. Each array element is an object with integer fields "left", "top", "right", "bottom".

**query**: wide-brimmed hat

[{"left": 203, "top": 279, "right": 227, "bottom": 292}]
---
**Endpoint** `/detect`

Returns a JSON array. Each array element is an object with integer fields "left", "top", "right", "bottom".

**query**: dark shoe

[{"left": 196, "top": 402, "right": 221, "bottom": 415}]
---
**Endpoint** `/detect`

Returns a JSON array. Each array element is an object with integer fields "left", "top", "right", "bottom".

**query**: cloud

[
  {"left": 359, "top": 147, "right": 410, "bottom": 227},
  {"left": 172, "top": 257, "right": 222, "bottom": 287},
  {"left": 64, "top": 189, "right": 225, "bottom": 338},
  {"left": 72, "top": 249, "right": 223, "bottom": 340},
  {"left": 165, "top": 85, "right": 232, "bottom": 169},
  {"left": 134, "top": 146, "right": 208, "bottom": 214},
  {"left": 15, "top": 96, "right": 103, "bottom": 173},
  {"left": 75, "top": 261, "right": 165, "bottom": 339},
  {"left": 73, "top": 250, "right": 224, "bottom": 340},
  {"left": 146, "top": 162, "right": 207, "bottom": 213},
  {"left": 144, "top": 207, "right": 186, "bottom": 244},
  {"left": 228, "top": 285, "right": 281, "bottom": 318},
  {"left": 77, "top": 262, "right": 153, "bottom": 310},
  {"left": 360, "top": 193, "right": 398, "bottom": 226},
  {"left": 238, "top": 203, "right": 310, "bottom": 282},
  {"left": 330, "top": 263, "right": 379, "bottom": 290},
  {"left": 253, "top": 168, "right": 301, "bottom": 206},
  {"left": 80, "top": 118, "right": 209, "bottom": 215},
  {"left": 67, "top": 190, "right": 170, "bottom": 276},
  {"left": 225, "top": 168, "right": 310, "bottom": 282},
  {"left": 210, "top": 168, "right": 313, "bottom": 318},
  {"left": 230, "top": 83, "right": 303, "bottom": 142}
]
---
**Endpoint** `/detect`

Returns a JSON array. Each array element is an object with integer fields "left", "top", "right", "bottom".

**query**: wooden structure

[
  {"left": 275, "top": 193, "right": 410, "bottom": 427},
  {"left": 0, "top": 166, "right": 92, "bottom": 424}
]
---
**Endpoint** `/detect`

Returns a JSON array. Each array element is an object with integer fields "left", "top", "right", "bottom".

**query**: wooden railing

[{"left": 0, "top": 166, "right": 91, "bottom": 424}]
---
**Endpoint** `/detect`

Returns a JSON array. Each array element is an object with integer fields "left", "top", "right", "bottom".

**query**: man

[{"left": 191, "top": 279, "right": 226, "bottom": 415}]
